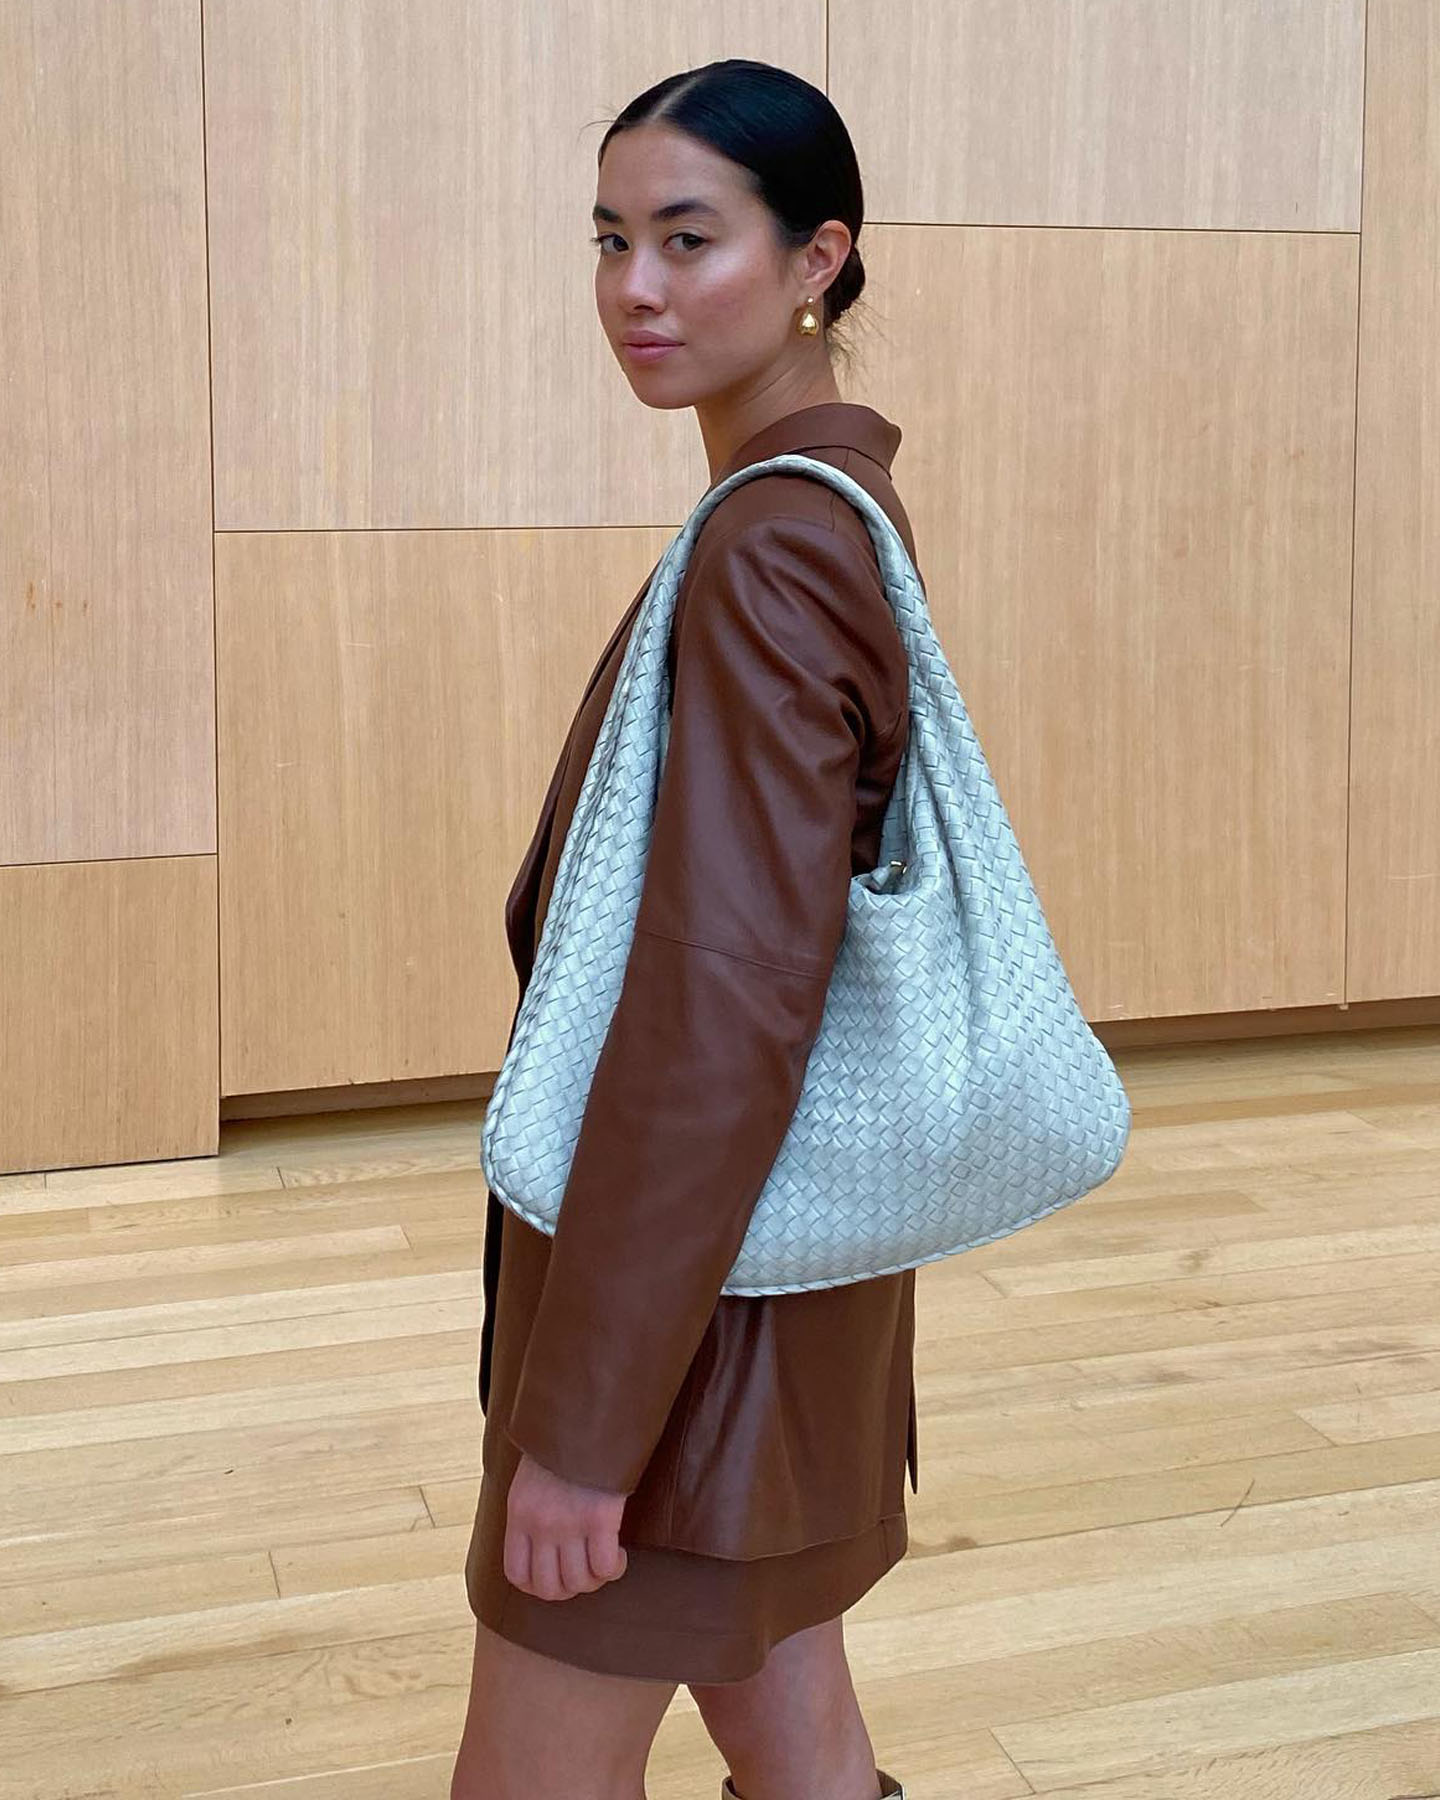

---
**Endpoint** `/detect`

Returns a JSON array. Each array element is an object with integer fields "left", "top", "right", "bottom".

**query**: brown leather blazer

[{"left": 479, "top": 401, "right": 920, "bottom": 1557}]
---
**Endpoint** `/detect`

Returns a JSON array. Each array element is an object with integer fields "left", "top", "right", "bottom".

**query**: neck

[{"left": 699, "top": 363, "right": 844, "bottom": 484}]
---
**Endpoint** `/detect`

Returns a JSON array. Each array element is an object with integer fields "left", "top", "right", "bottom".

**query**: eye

[{"left": 589, "top": 231, "right": 707, "bottom": 254}]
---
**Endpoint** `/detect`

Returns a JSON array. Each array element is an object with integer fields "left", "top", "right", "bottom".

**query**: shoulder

[
  {"left": 682, "top": 448, "right": 917, "bottom": 621},
  {"left": 673, "top": 468, "right": 910, "bottom": 736},
  {"left": 696, "top": 437, "right": 916, "bottom": 549},
  {"left": 693, "top": 451, "right": 904, "bottom": 560}
]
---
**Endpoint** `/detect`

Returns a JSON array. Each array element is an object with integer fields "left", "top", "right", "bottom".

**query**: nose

[{"left": 605, "top": 247, "right": 666, "bottom": 313}]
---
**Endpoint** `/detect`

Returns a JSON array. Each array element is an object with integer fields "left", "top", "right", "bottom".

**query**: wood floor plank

[{"left": 3, "top": 1030, "right": 1439, "bottom": 1796}]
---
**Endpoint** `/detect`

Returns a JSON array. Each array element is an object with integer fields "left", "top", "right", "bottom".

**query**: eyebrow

[{"left": 591, "top": 198, "right": 723, "bottom": 224}]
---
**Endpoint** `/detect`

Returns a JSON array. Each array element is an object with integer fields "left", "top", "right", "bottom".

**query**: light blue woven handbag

[{"left": 481, "top": 452, "right": 1131, "bottom": 1295}]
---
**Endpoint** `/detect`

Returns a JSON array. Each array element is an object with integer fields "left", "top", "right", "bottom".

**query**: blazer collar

[{"left": 708, "top": 401, "right": 902, "bottom": 489}]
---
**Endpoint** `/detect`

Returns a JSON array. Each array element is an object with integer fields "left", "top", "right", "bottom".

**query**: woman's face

[{"left": 591, "top": 122, "right": 845, "bottom": 410}]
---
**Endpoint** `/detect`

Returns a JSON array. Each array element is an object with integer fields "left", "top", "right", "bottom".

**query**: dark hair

[{"left": 594, "top": 59, "right": 871, "bottom": 370}]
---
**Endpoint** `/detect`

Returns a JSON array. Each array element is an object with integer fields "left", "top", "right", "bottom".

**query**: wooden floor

[{"left": 3, "top": 1025, "right": 1440, "bottom": 1798}]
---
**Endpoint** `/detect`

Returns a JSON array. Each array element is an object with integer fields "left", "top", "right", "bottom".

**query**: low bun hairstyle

[{"left": 595, "top": 59, "right": 870, "bottom": 367}]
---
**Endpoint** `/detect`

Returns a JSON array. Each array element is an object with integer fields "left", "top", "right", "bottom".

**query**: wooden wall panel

[
  {"left": 0, "top": 0, "right": 214, "bottom": 866},
  {"left": 0, "top": 858, "right": 217, "bottom": 1173},
  {"left": 1348, "top": 0, "right": 1440, "bottom": 1001},
  {"left": 830, "top": 0, "right": 1364, "bottom": 231},
  {"left": 203, "top": 2, "right": 820, "bottom": 532},
  {"left": 216, "top": 527, "right": 670, "bottom": 1096},
  {"left": 847, "top": 226, "right": 1357, "bottom": 1020},
  {"left": 7, "top": 0, "right": 1434, "bottom": 1169}
]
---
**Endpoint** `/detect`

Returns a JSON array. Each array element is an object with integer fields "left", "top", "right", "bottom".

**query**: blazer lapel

[
  {"left": 500, "top": 402, "right": 900, "bottom": 986},
  {"left": 502, "top": 563, "right": 657, "bottom": 987}
]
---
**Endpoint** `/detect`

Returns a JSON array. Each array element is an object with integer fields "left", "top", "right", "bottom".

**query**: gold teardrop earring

[{"left": 796, "top": 295, "right": 820, "bottom": 336}]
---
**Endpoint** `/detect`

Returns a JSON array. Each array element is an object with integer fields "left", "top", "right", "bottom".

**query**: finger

[
  {"left": 502, "top": 1522, "right": 531, "bottom": 1593},
  {"left": 552, "top": 1537, "right": 584, "bottom": 1598},
  {"left": 531, "top": 1539, "right": 563, "bottom": 1603},
  {"left": 589, "top": 1531, "right": 627, "bottom": 1584}
]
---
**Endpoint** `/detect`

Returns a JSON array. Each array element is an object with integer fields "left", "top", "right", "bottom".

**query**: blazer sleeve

[{"left": 503, "top": 507, "right": 902, "bottom": 1496}]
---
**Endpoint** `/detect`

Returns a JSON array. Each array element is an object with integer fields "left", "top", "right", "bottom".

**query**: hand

[{"left": 503, "top": 1449, "right": 629, "bottom": 1601}]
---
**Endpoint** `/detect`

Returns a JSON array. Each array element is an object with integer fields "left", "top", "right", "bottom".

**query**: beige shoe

[{"left": 720, "top": 1769, "right": 903, "bottom": 1798}]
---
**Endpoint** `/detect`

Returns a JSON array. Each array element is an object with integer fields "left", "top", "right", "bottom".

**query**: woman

[{"left": 453, "top": 59, "right": 919, "bottom": 1800}]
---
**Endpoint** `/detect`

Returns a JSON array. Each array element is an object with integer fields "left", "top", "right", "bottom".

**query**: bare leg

[
  {"left": 451, "top": 1617, "right": 679, "bottom": 1800},
  {"left": 689, "top": 1615, "right": 884, "bottom": 1800}
]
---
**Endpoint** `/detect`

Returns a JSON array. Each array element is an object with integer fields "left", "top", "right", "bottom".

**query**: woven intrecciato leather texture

[{"left": 481, "top": 453, "right": 1131, "bottom": 1296}]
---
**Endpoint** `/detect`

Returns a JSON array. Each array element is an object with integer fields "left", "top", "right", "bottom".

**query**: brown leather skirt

[{"left": 464, "top": 1468, "right": 909, "bottom": 1685}]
